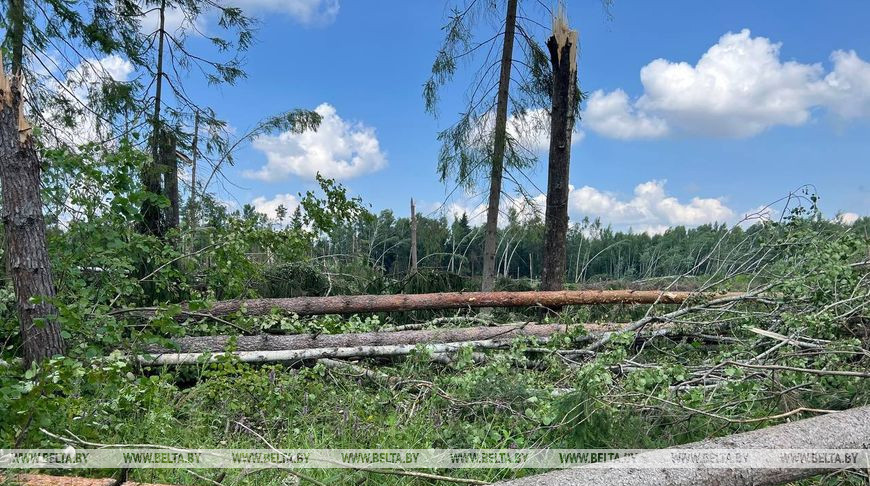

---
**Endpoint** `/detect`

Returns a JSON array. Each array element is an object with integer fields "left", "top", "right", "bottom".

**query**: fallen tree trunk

[
  {"left": 139, "top": 322, "right": 686, "bottom": 365},
  {"left": 493, "top": 405, "right": 870, "bottom": 486},
  {"left": 148, "top": 322, "right": 610, "bottom": 354},
  {"left": 141, "top": 338, "right": 527, "bottom": 365},
  {"left": 159, "top": 290, "right": 733, "bottom": 317}
]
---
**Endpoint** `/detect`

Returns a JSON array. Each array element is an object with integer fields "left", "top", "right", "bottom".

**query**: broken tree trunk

[
  {"left": 175, "top": 289, "right": 731, "bottom": 317},
  {"left": 540, "top": 10, "right": 579, "bottom": 293},
  {"left": 142, "top": 339, "right": 525, "bottom": 365},
  {"left": 149, "top": 323, "right": 593, "bottom": 354},
  {"left": 0, "top": 60, "right": 65, "bottom": 367},
  {"left": 493, "top": 405, "right": 870, "bottom": 486},
  {"left": 140, "top": 322, "right": 680, "bottom": 365}
]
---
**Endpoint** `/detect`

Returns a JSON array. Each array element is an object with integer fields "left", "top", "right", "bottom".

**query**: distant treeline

[{"left": 301, "top": 208, "right": 869, "bottom": 283}]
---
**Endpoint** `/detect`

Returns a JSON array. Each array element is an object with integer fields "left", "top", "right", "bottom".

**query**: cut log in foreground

[
  {"left": 3, "top": 473, "right": 173, "bottom": 486},
  {"left": 493, "top": 405, "right": 870, "bottom": 486},
  {"left": 187, "top": 290, "right": 736, "bottom": 317}
]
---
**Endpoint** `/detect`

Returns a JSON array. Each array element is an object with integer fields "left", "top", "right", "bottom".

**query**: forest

[{"left": 0, "top": 0, "right": 869, "bottom": 485}]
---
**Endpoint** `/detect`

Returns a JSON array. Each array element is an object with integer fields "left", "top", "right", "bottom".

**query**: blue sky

[{"left": 138, "top": 0, "right": 870, "bottom": 232}]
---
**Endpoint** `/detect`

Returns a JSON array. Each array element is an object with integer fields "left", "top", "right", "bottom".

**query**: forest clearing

[{"left": 0, "top": 0, "right": 869, "bottom": 485}]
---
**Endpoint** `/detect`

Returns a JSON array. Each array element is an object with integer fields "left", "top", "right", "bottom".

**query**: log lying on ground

[
  {"left": 147, "top": 322, "right": 626, "bottom": 354},
  {"left": 142, "top": 323, "right": 587, "bottom": 365},
  {"left": 139, "top": 322, "right": 683, "bottom": 365},
  {"left": 493, "top": 405, "right": 870, "bottom": 486},
  {"left": 136, "top": 290, "right": 735, "bottom": 318},
  {"left": 141, "top": 339, "right": 529, "bottom": 365}
]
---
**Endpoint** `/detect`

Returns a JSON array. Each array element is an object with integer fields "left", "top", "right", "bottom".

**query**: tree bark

[
  {"left": 142, "top": 339, "right": 522, "bottom": 365},
  {"left": 162, "top": 128, "right": 179, "bottom": 231},
  {"left": 0, "top": 68, "right": 65, "bottom": 367},
  {"left": 188, "top": 110, "right": 199, "bottom": 228},
  {"left": 149, "top": 323, "right": 596, "bottom": 354},
  {"left": 493, "top": 405, "right": 870, "bottom": 486},
  {"left": 131, "top": 289, "right": 732, "bottom": 318},
  {"left": 481, "top": 0, "right": 518, "bottom": 292},
  {"left": 139, "top": 0, "right": 167, "bottom": 237},
  {"left": 540, "top": 16, "right": 579, "bottom": 293},
  {"left": 409, "top": 198, "right": 418, "bottom": 274}
]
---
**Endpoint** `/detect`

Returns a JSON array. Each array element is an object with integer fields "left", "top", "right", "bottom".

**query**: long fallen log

[
  {"left": 146, "top": 322, "right": 626, "bottom": 354},
  {"left": 493, "top": 405, "right": 870, "bottom": 486},
  {"left": 117, "top": 290, "right": 736, "bottom": 318},
  {"left": 139, "top": 322, "right": 687, "bottom": 365},
  {"left": 141, "top": 339, "right": 528, "bottom": 365},
  {"left": 141, "top": 323, "right": 587, "bottom": 365}
]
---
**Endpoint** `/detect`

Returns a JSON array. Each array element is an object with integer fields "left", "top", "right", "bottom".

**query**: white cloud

[
  {"left": 50, "top": 55, "right": 134, "bottom": 147},
  {"left": 507, "top": 108, "right": 585, "bottom": 151},
  {"left": 246, "top": 103, "right": 387, "bottom": 181},
  {"left": 436, "top": 193, "right": 544, "bottom": 228},
  {"left": 442, "top": 201, "right": 488, "bottom": 226},
  {"left": 251, "top": 193, "right": 300, "bottom": 221},
  {"left": 739, "top": 204, "right": 778, "bottom": 226},
  {"left": 584, "top": 29, "right": 870, "bottom": 139},
  {"left": 438, "top": 181, "right": 731, "bottom": 234},
  {"left": 568, "top": 180, "right": 734, "bottom": 232},
  {"left": 836, "top": 212, "right": 860, "bottom": 225},
  {"left": 140, "top": 6, "right": 206, "bottom": 35},
  {"left": 815, "top": 50, "right": 870, "bottom": 119},
  {"left": 584, "top": 89, "right": 669, "bottom": 139},
  {"left": 234, "top": 0, "right": 339, "bottom": 25}
]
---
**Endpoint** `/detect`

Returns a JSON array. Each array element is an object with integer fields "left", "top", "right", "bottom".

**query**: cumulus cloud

[
  {"left": 234, "top": 0, "right": 339, "bottom": 25},
  {"left": 836, "top": 212, "right": 861, "bottom": 225},
  {"left": 438, "top": 181, "right": 732, "bottom": 235},
  {"left": 568, "top": 180, "right": 734, "bottom": 234},
  {"left": 507, "top": 108, "right": 585, "bottom": 151},
  {"left": 584, "top": 29, "right": 870, "bottom": 139},
  {"left": 251, "top": 193, "right": 300, "bottom": 221},
  {"left": 815, "top": 50, "right": 870, "bottom": 119},
  {"left": 246, "top": 103, "right": 387, "bottom": 182},
  {"left": 584, "top": 90, "right": 669, "bottom": 139}
]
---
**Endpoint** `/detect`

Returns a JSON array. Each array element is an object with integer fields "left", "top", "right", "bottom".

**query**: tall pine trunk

[
  {"left": 540, "top": 14, "right": 578, "bottom": 292},
  {"left": 409, "top": 198, "right": 418, "bottom": 275},
  {"left": 140, "top": 0, "right": 167, "bottom": 237},
  {"left": 163, "top": 129, "right": 179, "bottom": 230},
  {"left": 0, "top": 65, "right": 65, "bottom": 367},
  {"left": 188, "top": 110, "right": 199, "bottom": 229},
  {"left": 480, "top": 0, "right": 518, "bottom": 292}
]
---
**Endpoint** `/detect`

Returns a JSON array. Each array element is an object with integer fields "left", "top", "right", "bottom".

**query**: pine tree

[{"left": 424, "top": 0, "right": 553, "bottom": 291}]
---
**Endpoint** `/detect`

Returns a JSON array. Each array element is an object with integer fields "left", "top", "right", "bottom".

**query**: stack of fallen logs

[
  {"left": 114, "top": 289, "right": 870, "bottom": 486},
  {"left": 138, "top": 290, "right": 744, "bottom": 365}
]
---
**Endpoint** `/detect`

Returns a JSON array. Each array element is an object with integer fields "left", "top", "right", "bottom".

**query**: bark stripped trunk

[
  {"left": 138, "top": 289, "right": 731, "bottom": 317},
  {"left": 541, "top": 14, "right": 579, "bottom": 293},
  {"left": 0, "top": 66, "right": 65, "bottom": 367},
  {"left": 494, "top": 405, "right": 870, "bottom": 486},
  {"left": 481, "top": 0, "right": 518, "bottom": 292},
  {"left": 409, "top": 198, "right": 418, "bottom": 274}
]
